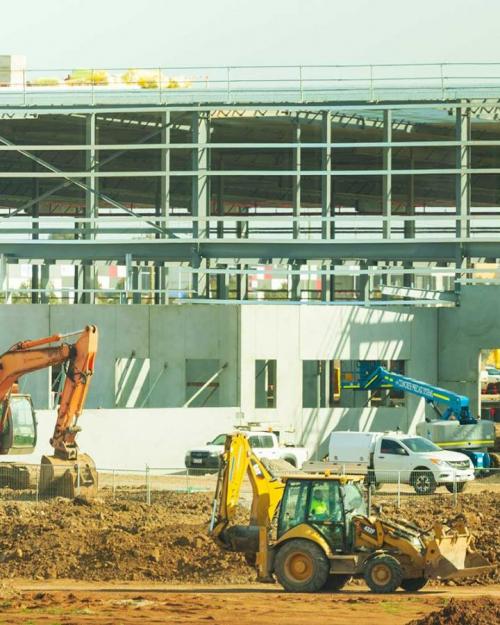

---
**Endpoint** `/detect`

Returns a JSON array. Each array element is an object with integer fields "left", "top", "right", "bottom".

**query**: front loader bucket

[
  {"left": 425, "top": 524, "right": 494, "bottom": 580},
  {"left": 39, "top": 453, "right": 98, "bottom": 499}
]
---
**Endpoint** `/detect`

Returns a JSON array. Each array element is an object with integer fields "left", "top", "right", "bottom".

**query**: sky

[{"left": 2, "top": 0, "right": 500, "bottom": 70}]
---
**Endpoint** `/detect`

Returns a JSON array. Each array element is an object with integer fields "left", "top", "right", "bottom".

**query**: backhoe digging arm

[{"left": 210, "top": 433, "right": 284, "bottom": 579}]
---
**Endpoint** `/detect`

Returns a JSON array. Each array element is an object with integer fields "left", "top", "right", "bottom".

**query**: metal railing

[
  {"left": 3, "top": 63, "right": 500, "bottom": 105},
  {"left": 0, "top": 462, "right": 497, "bottom": 507},
  {"left": 1, "top": 213, "right": 499, "bottom": 237}
]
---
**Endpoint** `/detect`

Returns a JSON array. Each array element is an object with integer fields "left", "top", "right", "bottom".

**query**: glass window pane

[
  {"left": 308, "top": 480, "right": 342, "bottom": 522},
  {"left": 279, "top": 480, "right": 309, "bottom": 534}
]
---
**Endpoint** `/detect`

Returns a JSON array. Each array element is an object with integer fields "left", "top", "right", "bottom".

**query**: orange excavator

[{"left": 0, "top": 325, "right": 99, "bottom": 498}]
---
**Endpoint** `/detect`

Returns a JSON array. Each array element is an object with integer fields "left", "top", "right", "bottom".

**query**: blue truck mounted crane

[{"left": 344, "top": 362, "right": 496, "bottom": 468}]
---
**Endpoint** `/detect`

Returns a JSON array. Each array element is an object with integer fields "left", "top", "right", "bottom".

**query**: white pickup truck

[
  {"left": 304, "top": 431, "right": 475, "bottom": 495},
  {"left": 185, "top": 431, "right": 309, "bottom": 471}
]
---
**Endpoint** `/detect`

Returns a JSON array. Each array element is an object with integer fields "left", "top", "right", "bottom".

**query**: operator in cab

[{"left": 310, "top": 488, "right": 329, "bottom": 519}]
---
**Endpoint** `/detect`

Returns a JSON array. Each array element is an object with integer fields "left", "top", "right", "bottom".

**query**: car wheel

[{"left": 411, "top": 469, "right": 437, "bottom": 495}]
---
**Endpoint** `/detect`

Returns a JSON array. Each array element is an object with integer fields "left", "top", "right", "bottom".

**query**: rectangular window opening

[
  {"left": 303, "top": 359, "right": 405, "bottom": 408},
  {"left": 255, "top": 359, "right": 277, "bottom": 408},
  {"left": 185, "top": 358, "right": 221, "bottom": 408},
  {"left": 302, "top": 360, "right": 341, "bottom": 408}
]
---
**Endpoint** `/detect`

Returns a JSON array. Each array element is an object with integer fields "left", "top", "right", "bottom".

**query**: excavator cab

[{"left": 0, "top": 394, "right": 37, "bottom": 455}]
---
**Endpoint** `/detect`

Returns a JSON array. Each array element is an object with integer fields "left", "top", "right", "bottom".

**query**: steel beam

[{"left": 2, "top": 238, "right": 499, "bottom": 263}]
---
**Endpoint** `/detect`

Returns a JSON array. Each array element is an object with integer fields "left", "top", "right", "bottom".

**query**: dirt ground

[
  {"left": 0, "top": 492, "right": 254, "bottom": 583},
  {"left": 0, "top": 489, "right": 497, "bottom": 584},
  {"left": 0, "top": 581, "right": 497, "bottom": 625},
  {"left": 0, "top": 487, "right": 497, "bottom": 624}
]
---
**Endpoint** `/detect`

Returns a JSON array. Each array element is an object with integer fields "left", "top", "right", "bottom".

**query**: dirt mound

[
  {"left": 0, "top": 492, "right": 254, "bottom": 583},
  {"left": 406, "top": 597, "right": 500, "bottom": 625},
  {"left": 380, "top": 493, "right": 499, "bottom": 584}
]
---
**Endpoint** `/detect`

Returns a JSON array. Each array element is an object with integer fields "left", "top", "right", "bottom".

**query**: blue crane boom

[{"left": 345, "top": 361, "right": 477, "bottom": 425}]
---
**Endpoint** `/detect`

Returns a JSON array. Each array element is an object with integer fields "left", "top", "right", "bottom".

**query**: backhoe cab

[{"left": 210, "top": 433, "right": 494, "bottom": 593}]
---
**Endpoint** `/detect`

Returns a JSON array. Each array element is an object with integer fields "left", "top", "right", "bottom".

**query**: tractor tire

[
  {"left": 322, "top": 574, "right": 352, "bottom": 592},
  {"left": 363, "top": 554, "right": 402, "bottom": 594},
  {"left": 400, "top": 577, "right": 428, "bottom": 592},
  {"left": 411, "top": 469, "right": 437, "bottom": 495},
  {"left": 274, "top": 539, "right": 330, "bottom": 593},
  {"left": 444, "top": 482, "right": 466, "bottom": 494}
]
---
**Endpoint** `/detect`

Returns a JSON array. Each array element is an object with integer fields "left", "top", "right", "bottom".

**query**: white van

[{"left": 305, "top": 431, "right": 474, "bottom": 495}]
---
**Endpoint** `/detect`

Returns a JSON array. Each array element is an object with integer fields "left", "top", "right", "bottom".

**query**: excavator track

[{"left": 39, "top": 453, "right": 98, "bottom": 499}]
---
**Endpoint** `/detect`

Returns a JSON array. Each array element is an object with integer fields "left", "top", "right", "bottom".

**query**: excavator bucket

[
  {"left": 39, "top": 453, "right": 98, "bottom": 499},
  {"left": 425, "top": 522, "right": 494, "bottom": 580}
]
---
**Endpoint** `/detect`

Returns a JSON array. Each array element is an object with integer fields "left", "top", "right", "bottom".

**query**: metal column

[
  {"left": 191, "top": 112, "right": 210, "bottom": 298},
  {"left": 215, "top": 178, "right": 228, "bottom": 299},
  {"left": 293, "top": 116, "right": 301, "bottom": 239},
  {"left": 403, "top": 149, "right": 415, "bottom": 288},
  {"left": 81, "top": 113, "right": 97, "bottom": 303},
  {"left": 236, "top": 217, "right": 248, "bottom": 300},
  {"left": 31, "top": 176, "right": 40, "bottom": 303},
  {"left": 455, "top": 105, "right": 471, "bottom": 297},
  {"left": 155, "top": 110, "right": 170, "bottom": 304},
  {"left": 289, "top": 260, "right": 302, "bottom": 301},
  {"left": 191, "top": 112, "right": 210, "bottom": 297},
  {"left": 40, "top": 261, "right": 51, "bottom": 304},
  {"left": 321, "top": 111, "right": 333, "bottom": 301},
  {"left": 358, "top": 261, "right": 370, "bottom": 302},
  {"left": 382, "top": 110, "right": 392, "bottom": 239}
]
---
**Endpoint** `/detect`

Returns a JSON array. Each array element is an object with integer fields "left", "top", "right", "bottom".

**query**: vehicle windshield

[
  {"left": 258, "top": 436, "right": 274, "bottom": 448},
  {"left": 486, "top": 367, "right": 500, "bottom": 375},
  {"left": 209, "top": 434, "right": 227, "bottom": 445},
  {"left": 402, "top": 437, "right": 441, "bottom": 453}
]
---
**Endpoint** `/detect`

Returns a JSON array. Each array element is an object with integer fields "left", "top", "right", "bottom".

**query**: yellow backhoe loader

[{"left": 209, "top": 433, "right": 494, "bottom": 593}]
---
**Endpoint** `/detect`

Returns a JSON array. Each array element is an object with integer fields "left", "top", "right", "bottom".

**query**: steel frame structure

[{"left": 1, "top": 63, "right": 500, "bottom": 305}]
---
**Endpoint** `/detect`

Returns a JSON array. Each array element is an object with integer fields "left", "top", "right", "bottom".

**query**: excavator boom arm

[
  {"left": 0, "top": 345, "right": 71, "bottom": 401},
  {"left": 51, "top": 326, "right": 98, "bottom": 457},
  {"left": 0, "top": 326, "right": 98, "bottom": 458}
]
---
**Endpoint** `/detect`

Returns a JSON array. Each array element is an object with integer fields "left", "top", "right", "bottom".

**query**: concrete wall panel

[
  {"left": 6, "top": 407, "right": 238, "bottom": 469},
  {"left": 438, "top": 286, "right": 500, "bottom": 415}
]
